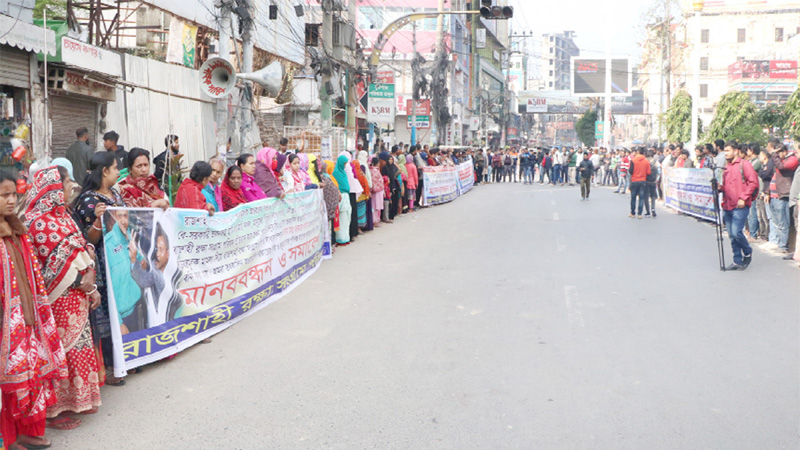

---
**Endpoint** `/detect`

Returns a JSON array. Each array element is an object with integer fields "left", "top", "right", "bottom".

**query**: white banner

[
  {"left": 422, "top": 158, "right": 475, "bottom": 206},
  {"left": 102, "top": 190, "right": 330, "bottom": 376}
]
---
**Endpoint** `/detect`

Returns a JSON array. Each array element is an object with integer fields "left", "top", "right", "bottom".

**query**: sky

[{"left": 510, "top": 0, "right": 654, "bottom": 75}]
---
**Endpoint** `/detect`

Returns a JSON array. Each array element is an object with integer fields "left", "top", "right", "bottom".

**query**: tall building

[
  {"left": 683, "top": 0, "right": 800, "bottom": 128},
  {"left": 539, "top": 31, "right": 579, "bottom": 91}
]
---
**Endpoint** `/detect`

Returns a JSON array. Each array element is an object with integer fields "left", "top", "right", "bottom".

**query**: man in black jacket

[
  {"left": 154, "top": 134, "right": 184, "bottom": 194},
  {"left": 578, "top": 152, "right": 594, "bottom": 200}
]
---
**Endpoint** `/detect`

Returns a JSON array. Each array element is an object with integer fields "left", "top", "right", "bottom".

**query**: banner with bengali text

[
  {"left": 102, "top": 190, "right": 329, "bottom": 377},
  {"left": 422, "top": 166, "right": 459, "bottom": 206},
  {"left": 664, "top": 167, "right": 717, "bottom": 222},
  {"left": 422, "top": 158, "right": 475, "bottom": 206},
  {"left": 456, "top": 158, "right": 475, "bottom": 195}
]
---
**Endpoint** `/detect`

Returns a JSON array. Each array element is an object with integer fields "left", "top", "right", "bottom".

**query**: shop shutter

[
  {"left": 0, "top": 45, "right": 30, "bottom": 89},
  {"left": 50, "top": 96, "right": 98, "bottom": 158}
]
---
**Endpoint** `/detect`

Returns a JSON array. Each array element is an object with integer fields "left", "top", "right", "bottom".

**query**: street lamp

[{"left": 690, "top": 0, "right": 704, "bottom": 155}]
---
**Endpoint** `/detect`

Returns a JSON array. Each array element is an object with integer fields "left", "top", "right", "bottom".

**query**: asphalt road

[{"left": 51, "top": 181, "right": 800, "bottom": 450}]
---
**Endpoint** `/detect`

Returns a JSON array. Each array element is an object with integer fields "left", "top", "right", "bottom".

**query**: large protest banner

[
  {"left": 422, "top": 166, "right": 459, "bottom": 206},
  {"left": 456, "top": 159, "right": 475, "bottom": 195},
  {"left": 664, "top": 168, "right": 716, "bottom": 222},
  {"left": 102, "top": 190, "right": 329, "bottom": 376}
]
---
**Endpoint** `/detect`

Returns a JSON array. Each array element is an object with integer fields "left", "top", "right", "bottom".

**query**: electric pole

[
  {"left": 240, "top": 0, "right": 254, "bottom": 152},
  {"left": 216, "top": 0, "right": 232, "bottom": 153}
]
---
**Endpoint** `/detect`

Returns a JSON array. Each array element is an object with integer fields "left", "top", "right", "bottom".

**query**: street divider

[
  {"left": 102, "top": 190, "right": 330, "bottom": 377},
  {"left": 663, "top": 167, "right": 716, "bottom": 222},
  {"left": 422, "top": 158, "right": 475, "bottom": 206}
]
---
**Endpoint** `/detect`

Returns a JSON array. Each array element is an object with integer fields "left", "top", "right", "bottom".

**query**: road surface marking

[
  {"left": 553, "top": 212, "right": 560, "bottom": 221},
  {"left": 564, "top": 285, "right": 585, "bottom": 327}
]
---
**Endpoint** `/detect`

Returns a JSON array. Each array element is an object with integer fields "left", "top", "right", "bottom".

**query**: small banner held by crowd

[
  {"left": 102, "top": 190, "right": 330, "bottom": 377},
  {"left": 663, "top": 167, "right": 716, "bottom": 222},
  {"left": 422, "top": 158, "right": 475, "bottom": 206}
]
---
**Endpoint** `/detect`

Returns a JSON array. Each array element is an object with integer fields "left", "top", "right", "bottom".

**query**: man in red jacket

[
  {"left": 721, "top": 141, "right": 759, "bottom": 270},
  {"left": 628, "top": 148, "right": 651, "bottom": 219}
]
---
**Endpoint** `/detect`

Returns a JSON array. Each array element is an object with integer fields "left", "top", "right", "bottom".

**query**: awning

[{"left": 0, "top": 13, "right": 56, "bottom": 56}]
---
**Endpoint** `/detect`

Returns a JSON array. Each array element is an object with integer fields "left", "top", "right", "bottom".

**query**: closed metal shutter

[
  {"left": 0, "top": 45, "right": 30, "bottom": 89},
  {"left": 50, "top": 95, "right": 98, "bottom": 158}
]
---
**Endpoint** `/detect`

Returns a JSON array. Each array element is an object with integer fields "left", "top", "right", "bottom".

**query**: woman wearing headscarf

[
  {"left": 307, "top": 154, "right": 322, "bottom": 185},
  {"left": 236, "top": 154, "right": 267, "bottom": 202},
  {"left": 352, "top": 153, "right": 372, "bottom": 231},
  {"left": 332, "top": 154, "right": 352, "bottom": 245},
  {"left": 382, "top": 154, "right": 402, "bottom": 220},
  {"left": 24, "top": 166, "right": 102, "bottom": 430},
  {"left": 404, "top": 153, "right": 418, "bottom": 212},
  {"left": 74, "top": 151, "right": 126, "bottom": 386},
  {"left": 218, "top": 165, "right": 247, "bottom": 212},
  {"left": 355, "top": 151, "right": 374, "bottom": 230},
  {"left": 254, "top": 147, "right": 285, "bottom": 198},
  {"left": 285, "top": 154, "right": 312, "bottom": 194},
  {"left": 396, "top": 154, "right": 409, "bottom": 213},
  {"left": 342, "top": 152, "right": 362, "bottom": 239},
  {"left": 117, "top": 148, "right": 170, "bottom": 209},
  {"left": 318, "top": 160, "right": 340, "bottom": 246},
  {"left": 369, "top": 157, "right": 385, "bottom": 226},
  {"left": 0, "top": 171, "right": 69, "bottom": 450}
]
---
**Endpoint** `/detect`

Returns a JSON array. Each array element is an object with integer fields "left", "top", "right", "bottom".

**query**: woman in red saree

[
  {"left": 218, "top": 165, "right": 247, "bottom": 212},
  {"left": 24, "top": 166, "right": 103, "bottom": 432},
  {"left": 117, "top": 148, "right": 170, "bottom": 209},
  {"left": 0, "top": 171, "right": 68, "bottom": 450}
]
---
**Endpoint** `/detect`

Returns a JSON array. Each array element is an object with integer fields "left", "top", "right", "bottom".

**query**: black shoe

[
  {"left": 742, "top": 253, "right": 752, "bottom": 268},
  {"left": 725, "top": 263, "right": 743, "bottom": 271},
  {"left": 652, "top": 212, "right": 657, "bottom": 218}
]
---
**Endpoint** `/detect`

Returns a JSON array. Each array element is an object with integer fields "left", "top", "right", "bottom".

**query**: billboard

[
  {"left": 571, "top": 58, "right": 632, "bottom": 97},
  {"left": 728, "top": 60, "right": 798, "bottom": 82},
  {"left": 526, "top": 97, "right": 547, "bottom": 113},
  {"left": 611, "top": 90, "right": 645, "bottom": 114}
]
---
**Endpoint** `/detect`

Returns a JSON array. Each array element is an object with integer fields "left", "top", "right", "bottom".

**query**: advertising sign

[
  {"left": 367, "top": 82, "right": 395, "bottom": 123},
  {"left": 611, "top": 89, "right": 645, "bottom": 114},
  {"left": 595, "top": 121, "right": 605, "bottom": 139},
  {"left": 526, "top": 97, "right": 547, "bottom": 113},
  {"left": 406, "top": 99, "right": 431, "bottom": 116},
  {"left": 571, "top": 58, "right": 632, "bottom": 97},
  {"left": 407, "top": 115, "right": 431, "bottom": 129},
  {"left": 728, "top": 60, "right": 798, "bottom": 81}
]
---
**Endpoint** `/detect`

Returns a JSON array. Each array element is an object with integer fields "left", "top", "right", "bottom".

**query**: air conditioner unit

[{"left": 332, "top": 20, "right": 356, "bottom": 50}]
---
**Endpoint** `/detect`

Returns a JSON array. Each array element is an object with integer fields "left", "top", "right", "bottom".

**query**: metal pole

[
  {"left": 690, "top": 7, "right": 701, "bottom": 157},
  {"left": 217, "top": 1, "right": 232, "bottom": 153},
  {"left": 603, "top": 33, "right": 611, "bottom": 150},
  {"left": 240, "top": 0, "right": 254, "bottom": 153},
  {"left": 320, "top": 0, "right": 333, "bottom": 133},
  {"left": 44, "top": 7, "right": 50, "bottom": 163},
  {"left": 411, "top": 21, "right": 418, "bottom": 146}
]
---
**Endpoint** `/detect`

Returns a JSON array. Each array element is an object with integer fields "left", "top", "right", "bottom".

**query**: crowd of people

[
  {"left": 472, "top": 139, "right": 798, "bottom": 270},
  {"left": 0, "top": 123, "right": 797, "bottom": 448},
  {"left": 0, "top": 127, "right": 495, "bottom": 449}
]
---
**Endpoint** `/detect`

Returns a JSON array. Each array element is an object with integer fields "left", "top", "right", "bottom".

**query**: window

[
  {"left": 549, "top": 70, "right": 553, "bottom": 76},
  {"left": 701, "top": 29, "right": 709, "bottom": 43},
  {"left": 550, "top": 36, "right": 554, "bottom": 42},
  {"left": 358, "top": 7, "right": 383, "bottom": 30},
  {"left": 700, "top": 84, "right": 708, "bottom": 98},
  {"left": 737, "top": 28, "right": 746, "bottom": 43},
  {"left": 549, "top": 82, "right": 553, "bottom": 87},
  {"left": 305, "top": 24, "right": 320, "bottom": 46},
  {"left": 700, "top": 57, "right": 708, "bottom": 70},
  {"left": 775, "top": 27, "right": 784, "bottom": 42},
  {"left": 549, "top": 58, "right": 553, "bottom": 65},
  {"left": 550, "top": 47, "right": 553, "bottom": 53}
]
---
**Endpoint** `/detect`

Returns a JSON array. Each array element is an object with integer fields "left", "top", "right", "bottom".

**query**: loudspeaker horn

[
  {"left": 200, "top": 57, "right": 236, "bottom": 98},
  {"left": 237, "top": 60, "right": 285, "bottom": 97},
  {"left": 200, "top": 57, "right": 285, "bottom": 99}
]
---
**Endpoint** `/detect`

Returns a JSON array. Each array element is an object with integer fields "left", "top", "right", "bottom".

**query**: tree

[
  {"left": 784, "top": 89, "right": 800, "bottom": 140},
  {"left": 33, "top": 0, "right": 67, "bottom": 19},
  {"left": 705, "top": 92, "right": 765, "bottom": 144},
  {"left": 574, "top": 110, "right": 597, "bottom": 147},
  {"left": 664, "top": 91, "right": 702, "bottom": 144}
]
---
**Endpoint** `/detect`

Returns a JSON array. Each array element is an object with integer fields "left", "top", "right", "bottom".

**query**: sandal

[
  {"left": 47, "top": 417, "right": 81, "bottom": 431},
  {"left": 105, "top": 376, "right": 126, "bottom": 386}
]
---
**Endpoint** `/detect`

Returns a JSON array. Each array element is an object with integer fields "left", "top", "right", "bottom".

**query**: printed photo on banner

[{"left": 102, "top": 191, "right": 331, "bottom": 377}]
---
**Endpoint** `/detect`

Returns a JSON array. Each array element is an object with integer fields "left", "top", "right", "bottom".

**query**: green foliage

[
  {"left": 664, "top": 91, "right": 702, "bottom": 144},
  {"left": 33, "top": 0, "right": 67, "bottom": 19},
  {"left": 574, "top": 110, "right": 598, "bottom": 148},
  {"left": 757, "top": 104, "right": 787, "bottom": 131},
  {"left": 706, "top": 92, "right": 765, "bottom": 144},
  {"left": 784, "top": 89, "right": 800, "bottom": 140}
]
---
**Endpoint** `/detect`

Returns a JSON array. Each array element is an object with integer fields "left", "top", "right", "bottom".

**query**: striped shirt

[{"left": 619, "top": 158, "right": 631, "bottom": 174}]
